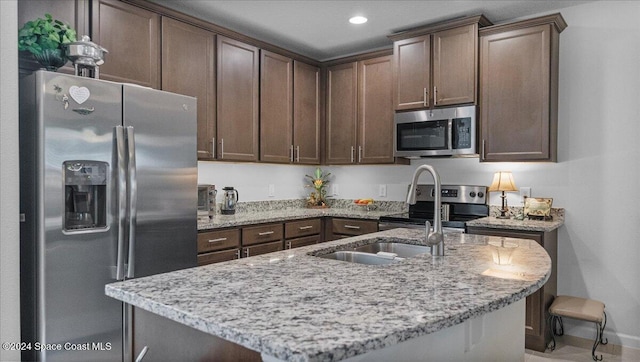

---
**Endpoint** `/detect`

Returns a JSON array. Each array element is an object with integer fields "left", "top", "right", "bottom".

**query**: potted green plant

[
  {"left": 18, "top": 13, "right": 77, "bottom": 71},
  {"left": 305, "top": 168, "right": 331, "bottom": 208}
]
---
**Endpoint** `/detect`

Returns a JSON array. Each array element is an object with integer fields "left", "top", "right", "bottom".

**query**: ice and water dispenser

[{"left": 63, "top": 161, "right": 107, "bottom": 231}]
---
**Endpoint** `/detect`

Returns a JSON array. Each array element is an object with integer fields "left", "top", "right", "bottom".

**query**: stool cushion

[{"left": 549, "top": 295, "right": 605, "bottom": 323}]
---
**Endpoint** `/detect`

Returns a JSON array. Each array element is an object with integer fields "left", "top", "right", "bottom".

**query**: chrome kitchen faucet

[{"left": 406, "top": 165, "right": 445, "bottom": 256}]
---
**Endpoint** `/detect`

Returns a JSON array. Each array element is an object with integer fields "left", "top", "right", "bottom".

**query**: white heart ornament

[{"left": 69, "top": 86, "right": 90, "bottom": 105}]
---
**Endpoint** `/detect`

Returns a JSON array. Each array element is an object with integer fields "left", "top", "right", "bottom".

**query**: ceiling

[{"left": 150, "top": 0, "right": 590, "bottom": 61}]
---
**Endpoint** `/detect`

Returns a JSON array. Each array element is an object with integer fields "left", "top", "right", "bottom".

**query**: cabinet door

[
  {"left": 480, "top": 24, "right": 552, "bottom": 161},
  {"left": 217, "top": 36, "right": 259, "bottom": 161},
  {"left": 197, "top": 249, "right": 240, "bottom": 266},
  {"left": 18, "top": 0, "right": 89, "bottom": 74},
  {"left": 243, "top": 240, "right": 283, "bottom": 258},
  {"left": 197, "top": 229, "right": 240, "bottom": 253},
  {"left": 393, "top": 34, "right": 430, "bottom": 110},
  {"left": 162, "top": 17, "right": 216, "bottom": 160},
  {"left": 358, "top": 56, "right": 394, "bottom": 164},
  {"left": 326, "top": 62, "right": 358, "bottom": 164},
  {"left": 260, "top": 50, "right": 293, "bottom": 163},
  {"left": 92, "top": 0, "right": 160, "bottom": 88},
  {"left": 242, "top": 223, "right": 284, "bottom": 246},
  {"left": 293, "top": 61, "right": 321, "bottom": 164},
  {"left": 285, "top": 218, "right": 321, "bottom": 239},
  {"left": 432, "top": 24, "right": 477, "bottom": 106},
  {"left": 285, "top": 235, "right": 320, "bottom": 249}
]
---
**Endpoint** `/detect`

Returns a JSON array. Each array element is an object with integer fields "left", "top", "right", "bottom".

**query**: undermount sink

[
  {"left": 315, "top": 241, "right": 431, "bottom": 265},
  {"left": 317, "top": 251, "right": 402, "bottom": 265},
  {"left": 352, "top": 242, "right": 430, "bottom": 258}
]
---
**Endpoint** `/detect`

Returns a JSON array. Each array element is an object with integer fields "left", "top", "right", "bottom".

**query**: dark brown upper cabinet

[
  {"left": 390, "top": 15, "right": 491, "bottom": 111},
  {"left": 293, "top": 61, "right": 322, "bottom": 164},
  {"left": 479, "top": 14, "right": 566, "bottom": 162},
  {"left": 216, "top": 36, "right": 259, "bottom": 162},
  {"left": 326, "top": 55, "right": 394, "bottom": 165},
  {"left": 161, "top": 17, "right": 216, "bottom": 160},
  {"left": 92, "top": 0, "right": 160, "bottom": 88},
  {"left": 260, "top": 50, "right": 294, "bottom": 163}
]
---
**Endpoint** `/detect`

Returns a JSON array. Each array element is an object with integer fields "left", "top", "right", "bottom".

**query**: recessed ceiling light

[{"left": 349, "top": 16, "right": 368, "bottom": 25}]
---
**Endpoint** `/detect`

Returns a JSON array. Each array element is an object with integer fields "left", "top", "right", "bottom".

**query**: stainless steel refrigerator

[{"left": 19, "top": 71, "right": 197, "bottom": 361}]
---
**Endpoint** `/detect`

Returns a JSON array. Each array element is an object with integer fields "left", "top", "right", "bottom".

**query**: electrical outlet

[
  {"left": 520, "top": 187, "right": 531, "bottom": 198},
  {"left": 379, "top": 184, "right": 387, "bottom": 197},
  {"left": 331, "top": 184, "right": 339, "bottom": 196},
  {"left": 268, "top": 184, "right": 275, "bottom": 197}
]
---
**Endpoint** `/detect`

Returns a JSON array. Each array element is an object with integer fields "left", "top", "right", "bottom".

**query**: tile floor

[{"left": 525, "top": 340, "right": 640, "bottom": 362}]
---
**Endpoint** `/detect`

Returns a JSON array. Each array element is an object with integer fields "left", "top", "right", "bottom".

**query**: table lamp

[{"left": 488, "top": 171, "right": 518, "bottom": 219}]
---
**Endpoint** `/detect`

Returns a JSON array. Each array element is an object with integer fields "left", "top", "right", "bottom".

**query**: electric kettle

[{"left": 221, "top": 186, "right": 239, "bottom": 215}]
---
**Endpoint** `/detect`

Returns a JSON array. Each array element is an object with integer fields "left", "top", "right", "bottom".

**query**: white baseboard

[
  {"left": 559, "top": 333, "right": 640, "bottom": 360},
  {"left": 562, "top": 319, "right": 640, "bottom": 351}
]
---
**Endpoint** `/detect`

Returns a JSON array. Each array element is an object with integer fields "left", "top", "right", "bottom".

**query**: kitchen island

[{"left": 106, "top": 229, "right": 551, "bottom": 361}]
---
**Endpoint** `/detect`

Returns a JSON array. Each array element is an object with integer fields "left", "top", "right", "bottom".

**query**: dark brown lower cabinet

[
  {"left": 327, "top": 218, "right": 378, "bottom": 241},
  {"left": 242, "top": 240, "right": 283, "bottom": 258},
  {"left": 286, "top": 235, "right": 321, "bottom": 249},
  {"left": 196, "top": 229, "right": 241, "bottom": 266},
  {"left": 467, "top": 226, "right": 558, "bottom": 352}
]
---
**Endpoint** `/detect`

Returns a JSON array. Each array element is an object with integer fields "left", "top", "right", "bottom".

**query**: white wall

[
  {"left": 200, "top": 0, "right": 640, "bottom": 349},
  {"left": 0, "top": 1, "right": 21, "bottom": 361}
]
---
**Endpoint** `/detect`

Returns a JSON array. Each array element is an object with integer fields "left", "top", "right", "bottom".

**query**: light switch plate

[
  {"left": 268, "top": 184, "right": 275, "bottom": 197},
  {"left": 520, "top": 187, "right": 531, "bottom": 198},
  {"left": 379, "top": 184, "right": 387, "bottom": 197},
  {"left": 331, "top": 184, "right": 339, "bottom": 196}
]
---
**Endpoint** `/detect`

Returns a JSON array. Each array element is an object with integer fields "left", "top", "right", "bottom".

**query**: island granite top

[{"left": 106, "top": 229, "right": 551, "bottom": 362}]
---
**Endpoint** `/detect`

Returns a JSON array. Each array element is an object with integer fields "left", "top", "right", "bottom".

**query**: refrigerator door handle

[
  {"left": 115, "top": 126, "right": 127, "bottom": 281},
  {"left": 125, "top": 126, "right": 138, "bottom": 279}
]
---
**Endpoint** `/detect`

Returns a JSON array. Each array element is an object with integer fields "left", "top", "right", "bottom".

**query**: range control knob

[
  {"left": 469, "top": 191, "right": 476, "bottom": 198},
  {"left": 478, "top": 192, "right": 484, "bottom": 198}
]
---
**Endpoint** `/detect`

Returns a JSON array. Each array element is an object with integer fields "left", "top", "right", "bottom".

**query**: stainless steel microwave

[{"left": 394, "top": 105, "right": 477, "bottom": 158}]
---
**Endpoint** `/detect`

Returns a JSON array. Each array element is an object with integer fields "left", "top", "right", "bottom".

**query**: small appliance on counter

[
  {"left": 197, "top": 184, "right": 217, "bottom": 221},
  {"left": 221, "top": 186, "right": 239, "bottom": 215}
]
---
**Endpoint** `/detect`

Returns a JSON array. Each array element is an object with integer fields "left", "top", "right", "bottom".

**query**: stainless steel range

[{"left": 379, "top": 185, "right": 489, "bottom": 233}]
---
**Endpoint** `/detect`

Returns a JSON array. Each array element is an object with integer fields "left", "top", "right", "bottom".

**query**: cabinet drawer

[
  {"left": 197, "top": 249, "right": 240, "bottom": 266},
  {"left": 285, "top": 218, "right": 321, "bottom": 239},
  {"left": 242, "top": 240, "right": 283, "bottom": 258},
  {"left": 242, "top": 223, "right": 284, "bottom": 246},
  {"left": 285, "top": 235, "right": 320, "bottom": 249},
  {"left": 331, "top": 218, "right": 378, "bottom": 236},
  {"left": 197, "top": 229, "right": 240, "bottom": 253}
]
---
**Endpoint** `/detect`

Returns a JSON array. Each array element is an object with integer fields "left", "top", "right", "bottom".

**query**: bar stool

[{"left": 548, "top": 295, "right": 608, "bottom": 361}]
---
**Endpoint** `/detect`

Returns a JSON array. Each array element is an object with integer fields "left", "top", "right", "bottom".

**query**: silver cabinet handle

[
  {"left": 290, "top": 145, "right": 294, "bottom": 163},
  {"left": 482, "top": 139, "right": 486, "bottom": 160},
  {"left": 208, "top": 237, "right": 227, "bottom": 243},
  {"left": 358, "top": 146, "right": 362, "bottom": 163},
  {"left": 220, "top": 138, "right": 224, "bottom": 159},
  {"left": 125, "top": 126, "right": 137, "bottom": 279},
  {"left": 235, "top": 249, "right": 241, "bottom": 259},
  {"left": 423, "top": 87, "right": 428, "bottom": 107},
  {"left": 296, "top": 146, "right": 300, "bottom": 163},
  {"left": 135, "top": 346, "right": 149, "bottom": 362},
  {"left": 350, "top": 146, "right": 355, "bottom": 163},
  {"left": 299, "top": 225, "right": 313, "bottom": 230},
  {"left": 114, "top": 126, "right": 126, "bottom": 280},
  {"left": 258, "top": 231, "right": 275, "bottom": 236},
  {"left": 434, "top": 86, "right": 438, "bottom": 105},
  {"left": 245, "top": 248, "right": 250, "bottom": 257},
  {"left": 344, "top": 225, "right": 361, "bottom": 230},
  {"left": 212, "top": 137, "right": 216, "bottom": 158},
  {"left": 287, "top": 241, "right": 292, "bottom": 249}
]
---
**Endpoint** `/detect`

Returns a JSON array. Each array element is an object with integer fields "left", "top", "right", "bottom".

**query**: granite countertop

[
  {"left": 467, "top": 215, "right": 564, "bottom": 232},
  {"left": 198, "top": 199, "right": 406, "bottom": 230},
  {"left": 106, "top": 229, "right": 551, "bottom": 362}
]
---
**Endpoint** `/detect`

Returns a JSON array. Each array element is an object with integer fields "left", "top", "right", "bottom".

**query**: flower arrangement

[
  {"left": 305, "top": 168, "right": 331, "bottom": 208},
  {"left": 18, "top": 13, "right": 77, "bottom": 70}
]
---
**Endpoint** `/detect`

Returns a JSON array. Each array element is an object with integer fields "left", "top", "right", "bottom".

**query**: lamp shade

[{"left": 488, "top": 171, "right": 518, "bottom": 192}]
